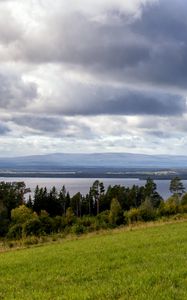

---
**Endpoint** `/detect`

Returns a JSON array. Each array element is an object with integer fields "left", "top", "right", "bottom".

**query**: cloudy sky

[{"left": 0, "top": 0, "right": 187, "bottom": 156}]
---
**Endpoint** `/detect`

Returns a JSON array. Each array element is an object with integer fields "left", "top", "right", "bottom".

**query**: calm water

[{"left": 1, "top": 177, "right": 187, "bottom": 200}]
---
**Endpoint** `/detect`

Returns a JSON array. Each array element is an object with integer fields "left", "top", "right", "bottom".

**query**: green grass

[{"left": 0, "top": 222, "right": 187, "bottom": 300}]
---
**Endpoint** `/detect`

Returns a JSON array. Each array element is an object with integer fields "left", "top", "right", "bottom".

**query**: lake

[{"left": 0, "top": 177, "right": 187, "bottom": 199}]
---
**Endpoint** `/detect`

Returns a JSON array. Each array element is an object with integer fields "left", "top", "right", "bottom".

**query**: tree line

[{"left": 0, "top": 177, "right": 187, "bottom": 239}]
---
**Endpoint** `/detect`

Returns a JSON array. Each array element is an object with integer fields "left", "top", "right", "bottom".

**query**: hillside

[
  {"left": 1, "top": 152, "right": 187, "bottom": 170},
  {"left": 0, "top": 221, "right": 187, "bottom": 299}
]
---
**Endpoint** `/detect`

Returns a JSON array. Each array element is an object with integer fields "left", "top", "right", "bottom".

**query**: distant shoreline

[{"left": 0, "top": 172, "right": 187, "bottom": 180}]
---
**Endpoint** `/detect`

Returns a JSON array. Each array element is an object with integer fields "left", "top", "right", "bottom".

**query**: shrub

[
  {"left": 11, "top": 205, "right": 35, "bottom": 225},
  {"left": 109, "top": 198, "right": 123, "bottom": 225},
  {"left": 39, "top": 215, "right": 54, "bottom": 234},
  {"left": 7, "top": 224, "right": 23, "bottom": 239},
  {"left": 0, "top": 218, "right": 10, "bottom": 237},
  {"left": 181, "top": 193, "right": 187, "bottom": 205},
  {"left": 24, "top": 236, "right": 39, "bottom": 246},
  {"left": 65, "top": 207, "right": 75, "bottom": 225},
  {"left": 139, "top": 197, "right": 156, "bottom": 221},
  {"left": 78, "top": 216, "right": 95, "bottom": 227},
  {"left": 161, "top": 196, "right": 180, "bottom": 216},
  {"left": 53, "top": 216, "right": 66, "bottom": 232},
  {"left": 170, "top": 213, "right": 184, "bottom": 220},
  {"left": 89, "top": 220, "right": 101, "bottom": 231},
  {"left": 69, "top": 214, "right": 110, "bottom": 233},
  {"left": 181, "top": 204, "right": 187, "bottom": 213},
  {"left": 23, "top": 218, "right": 42, "bottom": 236},
  {"left": 71, "top": 224, "right": 87, "bottom": 235},
  {"left": 96, "top": 211, "right": 110, "bottom": 223},
  {"left": 7, "top": 241, "right": 14, "bottom": 248},
  {"left": 90, "top": 218, "right": 110, "bottom": 231},
  {"left": 125, "top": 208, "right": 141, "bottom": 224}
]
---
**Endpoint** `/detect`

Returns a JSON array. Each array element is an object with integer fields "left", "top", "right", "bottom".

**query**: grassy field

[{"left": 0, "top": 222, "right": 187, "bottom": 300}]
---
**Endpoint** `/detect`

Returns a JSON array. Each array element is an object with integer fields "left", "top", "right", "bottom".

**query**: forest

[{"left": 0, "top": 177, "right": 187, "bottom": 239}]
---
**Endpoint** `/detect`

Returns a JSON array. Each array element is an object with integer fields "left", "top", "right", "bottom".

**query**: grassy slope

[{"left": 0, "top": 222, "right": 187, "bottom": 300}]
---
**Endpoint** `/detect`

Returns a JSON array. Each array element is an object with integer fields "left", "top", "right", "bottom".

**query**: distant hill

[{"left": 0, "top": 152, "right": 187, "bottom": 170}]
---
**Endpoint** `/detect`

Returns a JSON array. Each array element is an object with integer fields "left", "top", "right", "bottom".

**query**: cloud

[
  {"left": 0, "top": 0, "right": 186, "bottom": 155},
  {"left": 0, "top": 6, "right": 23, "bottom": 44},
  {"left": 132, "top": 0, "right": 187, "bottom": 42},
  {"left": 37, "top": 81, "right": 186, "bottom": 116},
  {"left": 146, "top": 130, "right": 172, "bottom": 139},
  {"left": 41, "top": 0, "right": 155, "bottom": 18},
  {"left": 1, "top": 0, "right": 183, "bottom": 93},
  {"left": 11, "top": 114, "right": 94, "bottom": 139},
  {"left": 16, "top": 12, "right": 150, "bottom": 68},
  {"left": 1, "top": 0, "right": 187, "bottom": 92},
  {"left": 0, "top": 70, "right": 37, "bottom": 109},
  {"left": 0, "top": 122, "right": 10, "bottom": 135},
  {"left": 12, "top": 115, "right": 64, "bottom": 133}
]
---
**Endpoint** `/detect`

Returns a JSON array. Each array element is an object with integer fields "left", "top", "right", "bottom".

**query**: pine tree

[{"left": 169, "top": 177, "right": 185, "bottom": 196}]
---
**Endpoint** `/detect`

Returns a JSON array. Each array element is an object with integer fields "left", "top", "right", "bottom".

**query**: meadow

[{"left": 0, "top": 221, "right": 186, "bottom": 299}]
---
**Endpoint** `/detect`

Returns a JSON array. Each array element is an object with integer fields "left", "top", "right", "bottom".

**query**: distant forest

[{"left": 0, "top": 177, "right": 187, "bottom": 239}]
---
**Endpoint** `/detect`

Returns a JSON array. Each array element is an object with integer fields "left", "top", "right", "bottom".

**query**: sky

[{"left": 0, "top": 0, "right": 187, "bottom": 156}]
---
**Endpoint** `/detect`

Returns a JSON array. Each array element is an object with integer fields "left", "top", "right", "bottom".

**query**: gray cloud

[
  {"left": 0, "top": 0, "right": 186, "bottom": 155},
  {"left": 11, "top": 114, "right": 94, "bottom": 139},
  {"left": 133, "top": 0, "right": 187, "bottom": 42},
  {"left": 1, "top": 1, "right": 187, "bottom": 93},
  {"left": 0, "top": 71, "right": 37, "bottom": 109},
  {"left": 12, "top": 115, "right": 64, "bottom": 133},
  {"left": 145, "top": 130, "right": 172, "bottom": 139},
  {"left": 46, "top": 83, "right": 186, "bottom": 116},
  {"left": 0, "top": 0, "right": 186, "bottom": 90},
  {"left": 22, "top": 13, "right": 150, "bottom": 68},
  {"left": 0, "top": 122, "right": 10, "bottom": 135},
  {"left": 6, "top": 0, "right": 185, "bottom": 92},
  {"left": 0, "top": 7, "right": 23, "bottom": 44}
]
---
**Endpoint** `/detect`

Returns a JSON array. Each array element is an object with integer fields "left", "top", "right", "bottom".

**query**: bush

[
  {"left": 181, "top": 204, "right": 187, "bottom": 213},
  {"left": 181, "top": 193, "right": 187, "bottom": 205},
  {"left": 71, "top": 224, "right": 87, "bottom": 235},
  {"left": 23, "top": 218, "right": 42, "bottom": 236},
  {"left": 7, "top": 224, "right": 23, "bottom": 239},
  {"left": 90, "top": 219, "right": 109, "bottom": 231},
  {"left": 65, "top": 207, "right": 75, "bottom": 225},
  {"left": 39, "top": 215, "right": 54, "bottom": 234},
  {"left": 78, "top": 216, "right": 95, "bottom": 227},
  {"left": 139, "top": 197, "right": 156, "bottom": 221},
  {"left": 24, "top": 236, "right": 39, "bottom": 246},
  {"left": 53, "top": 216, "right": 66, "bottom": 232},
  {"left": 96, "top": 211, "right": 110, "bottom": 223},
  {"left": 0, "top": 218, "right": 10, "bottom": 237},
  {"left": 11, "top": 205, "right": 35, "bottom": 225},
  {"left": 170, "top": 213, "right": 184, "bottom": 220},
  {"left": 74, "top": 216, "right": 109, "bottom": 232},
  {"left": 161, "top": 196, "right": 180, "bottom": 216},
  {"left": 109, "top": 198, "right": 123, "bottom": 225},
  {"left": 125, "top": 208, "right": 141, "bottom": 224}
]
